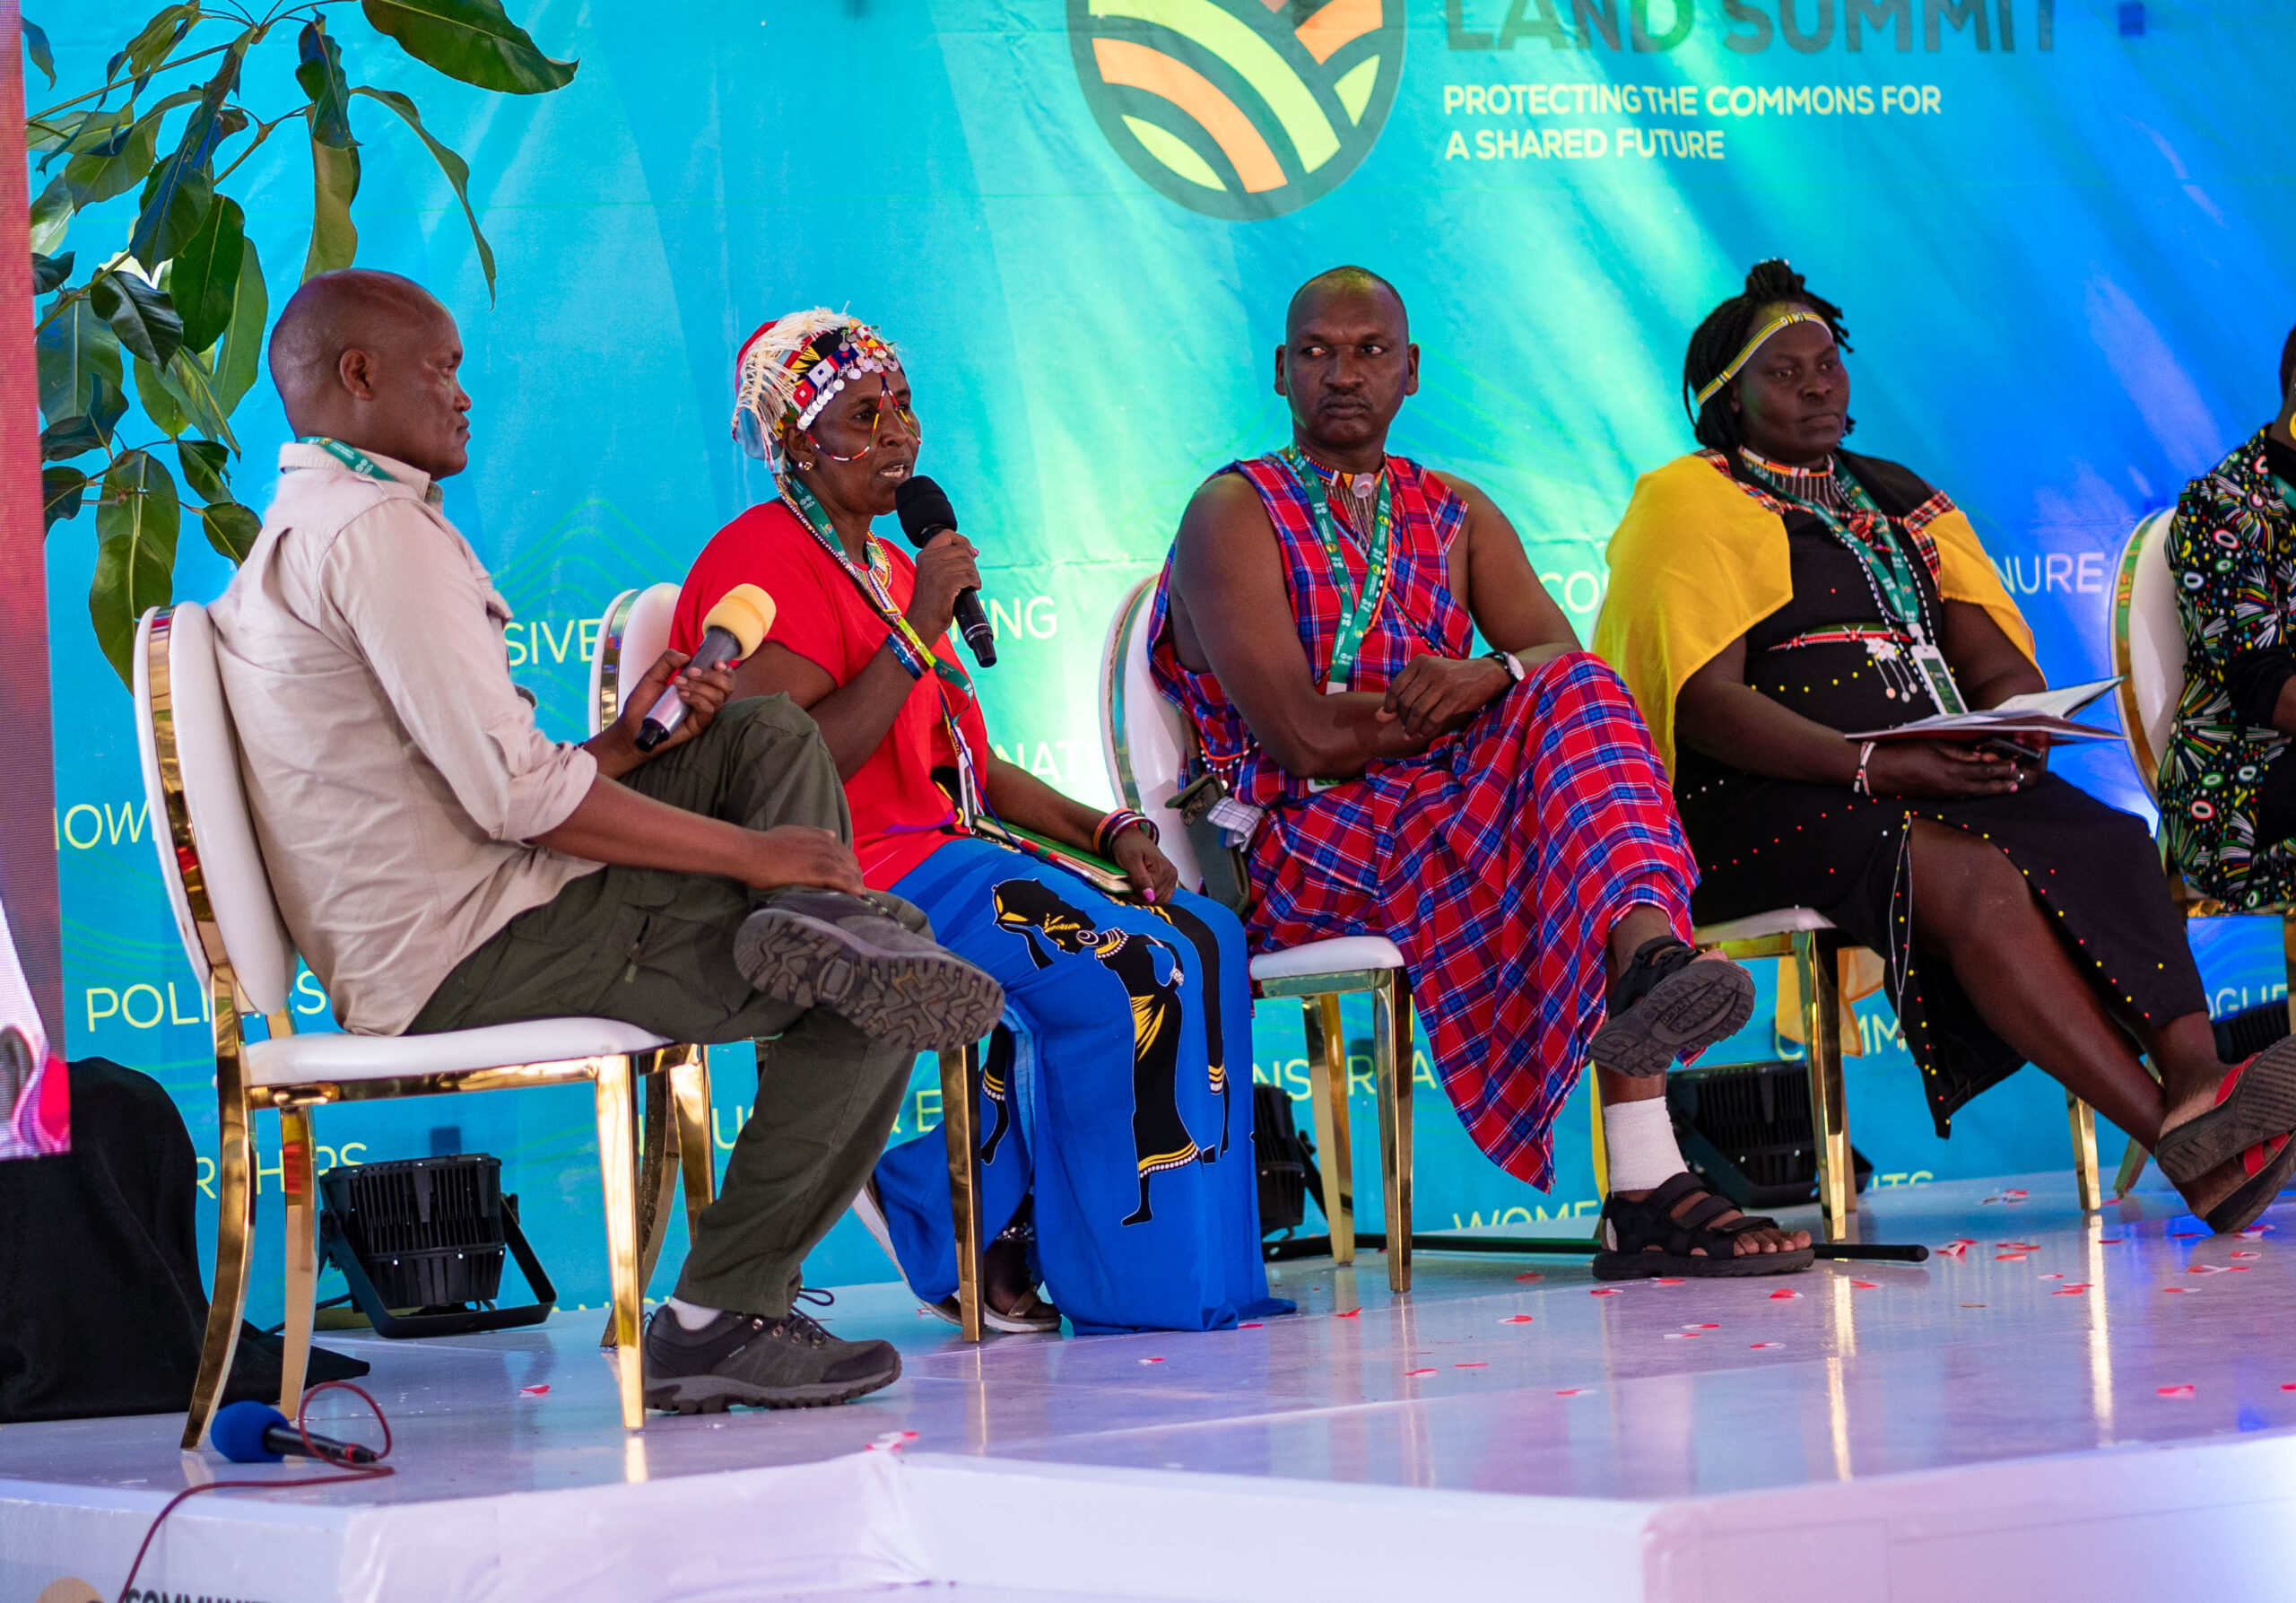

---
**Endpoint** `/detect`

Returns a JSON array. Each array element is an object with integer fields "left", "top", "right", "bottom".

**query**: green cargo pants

[{"left": 409, "top": 695, "right": 917, "bottom": 1318}]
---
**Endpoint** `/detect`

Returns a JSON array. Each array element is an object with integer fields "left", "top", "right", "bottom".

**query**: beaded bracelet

[
  {"left": 883, "top": 631, "right": 930, "bottom": 681},
  {"left": 1853, "top": 740, "right": 1877, "bottom": 797},
  {"left": 1094, "top": 808, "right": 1159, "bottom": 856}
]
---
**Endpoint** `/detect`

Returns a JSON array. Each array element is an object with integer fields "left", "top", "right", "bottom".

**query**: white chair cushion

[
  {"left": 1696, "top": 907, "right": 1836, "bottom": 943},
  {"left": 1249, "top": 937, "right": 1407, "bottom": 981},
  {"left": 1102, "top": 577, "right": 1206, "bottom": 889},
  {"left": 2121, "top": 508, "right": 2186, "bottom": 788},
  {"left": 137, "top": 605, "right": 300, "bottom": 1015},
  {"left": 617, "top": 582, "right": 682, "bottom": 717},
  {"left": 248, "top": 1016, "right": 673, "bottom": 1088}
]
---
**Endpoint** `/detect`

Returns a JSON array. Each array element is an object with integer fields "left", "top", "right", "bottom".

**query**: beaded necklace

[{"left": 1740, "top": 449, "right": 1966, "bottom": 715}]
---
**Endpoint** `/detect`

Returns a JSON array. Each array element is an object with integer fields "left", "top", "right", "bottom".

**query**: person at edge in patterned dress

[
  {"left": 673, "top": 309, "right": 1285, "bottom": 1335},
  {"left": 1152, "top": 266, "right": 1808, "bottom": 1280},
  {"left": 2161, "top": 321, "right": 2296, "bottom": 910},
  {"left": 1596, "top": 258, "right": 2295, "bottom": 1235}
]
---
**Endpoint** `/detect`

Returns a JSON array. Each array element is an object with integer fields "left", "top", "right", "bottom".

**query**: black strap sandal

[
  {"left": 1591, "top": 1172, "right": 1815, "bottom": 1279},
  {"left": 2155, "top": 1038, "right": 2296, "bottom": 1186},
  {"left": 1587, "top": 937, "right": 1757, "bottom": 1077}
]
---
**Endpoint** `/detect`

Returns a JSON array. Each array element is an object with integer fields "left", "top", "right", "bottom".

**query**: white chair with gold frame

[
  {"left": 591, "top": 585, "right": 998, "bottom": 1337},
  {"left": 137, "top": 603, "right": 713, "bottom": 1445},
  {"left": 2109, "top": 508, "right": 2296, "bottom": 1194},
  {"left": 1100, "top": 579, "right": 1414, "bottom": 1292}
]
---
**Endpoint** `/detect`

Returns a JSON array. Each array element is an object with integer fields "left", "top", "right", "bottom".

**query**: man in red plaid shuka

[{"left": 1151, "top": 268, "right": 1811, "bottom": 1277}]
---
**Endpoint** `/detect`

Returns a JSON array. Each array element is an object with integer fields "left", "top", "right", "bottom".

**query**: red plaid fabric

[{"left": 1152, "top": 454, "right": 1698, "bottom": 1188}]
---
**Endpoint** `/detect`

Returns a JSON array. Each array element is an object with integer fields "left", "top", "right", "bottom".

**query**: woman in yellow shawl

[{"left": 1596, "top": 260, "right": 2296, "bottom": 1235}]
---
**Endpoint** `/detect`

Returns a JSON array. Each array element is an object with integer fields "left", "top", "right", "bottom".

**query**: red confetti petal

[
  {"left": 1937, "top": 1243, "right": 1969, "bottom": 1259},
  {"left": 1139, "top": 1357, "right": 1165, "bottom": 1364},
  {"left": 2037, "top": 1273, "right": 2064, "bottom": 1280},
  {"left": 1769, "top": 1288, "right": 1802, "bottom": 1300},
  {"left": 2004, "top": 1189, "right": 2029, "bottom": 1199},
  {"left": 1554, "top": 1387, "right": 1587, "bottom": 1396},
  {"left": 1961, "top": 1302, "right": 1987, "bottom": 1308},
  {"left": 1514, "top": 1272, "right": 1544, "bottom": 1283},
  {"left": 1653, "top": 1277, "right": 1685, "bottom": 1286},
  {"left": 1500, "top": 1314, "right": 1535, "bottom": 1324},
  {"left": 1455, "top": 1362, "right": 1487, "bottom": 1369},
  {"left": 1850, "top": 1280, "right": 1881, "bottom": 1290},
  {"left": 2281, "top": 1382, "right": 2296, "bottom": 1391},
  {"left": 1750, "top": 1341, "right": 1784, "bottom": 1349},
  {"left": 519, "top": 1384, "right": 550, "bottom": 1396},
  {"left": 1996, "top": 1253, "right": 2028, "bottom": 1262},
  {"left": 1239, "top": 1321, "right": 1265, "bottom": 1329},
  {"left": 1335, "top": 1308, "right": 1362, "bottom": 1319},
  {"left": 2097, "top": 1237, "right": 2126, "bottom": 1244},
  {"left": 1664, "top": 1331, "right": 1702, "bottom": 1339},
  {"left": 1590, "top": 1287, "right": 1624, "bottom": 1297},
  {"left": 2162, "top": 1286, "right": 2191, "bottom": 1294},
  {"left": 2231, "top": 1265, "right": 2254, "bottom": 1272},
  {"left": 1684, "top": 1322, "right": 1720, "bottom": 1330},
  {"left": 1405, "top": 1368, "right": 1437, "bottom": 1377},
  {"left": 2156, "top": 1384, "right": 2196, "bottom": 1398},
  {"left": 2232, "top": 1250, "right": 2262, "bottom": 1259}
]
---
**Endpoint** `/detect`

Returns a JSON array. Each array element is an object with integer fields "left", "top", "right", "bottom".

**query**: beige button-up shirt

[{"left": 210, "top": 442, "right": 602, "bottom": 1035}]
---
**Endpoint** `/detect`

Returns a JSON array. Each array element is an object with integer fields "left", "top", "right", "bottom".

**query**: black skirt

[{"left": 1675, "top": 455, "right": 2205, "bottom": 1135}]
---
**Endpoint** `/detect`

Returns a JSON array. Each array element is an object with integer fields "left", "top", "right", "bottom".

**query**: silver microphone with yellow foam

[{"left": 634, "top": 584, "right": 776, "bottom": 751}]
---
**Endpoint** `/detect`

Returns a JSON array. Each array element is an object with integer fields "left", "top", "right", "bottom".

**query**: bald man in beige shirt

[{"left": 211, "top": 270, "right": 1003, "bottom": 1412}]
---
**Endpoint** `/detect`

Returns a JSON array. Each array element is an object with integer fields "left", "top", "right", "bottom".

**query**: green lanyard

[
  {"left": 1744, "top": 453, "right": 1965, "bottom": 716},
  {"left": 293, "top": 435, "right": 442, "bottom": 505},
  {"left": 1278, "top": 447, "right": 1392, "bottom": 693}
]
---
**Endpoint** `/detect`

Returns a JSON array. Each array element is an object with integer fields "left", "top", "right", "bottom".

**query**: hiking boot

[
  {"left": 735, "top": 890, "right": 1004, "bottom": 1051},
  {"left": 642, "top": 1296, "right": 901, "bottom": 1413}
]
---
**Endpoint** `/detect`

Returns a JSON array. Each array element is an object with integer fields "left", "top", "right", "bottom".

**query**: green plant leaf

[
  {"left": 32, "top": 251, "right": 74, "bottom": 296},
  {"left": 130, "top": 157, "right": 213, "bottom": 266},
  {"left": 303, "top": 123, "right": 361, "bottom": 280},
  {"left": 48, "top": 107, "right": 135, "bottom": 162},
  {"left": 24, "top": 18, "right": 55, "bottom": 87},
  {"left": 130, "top": 44, "right": 239, "bottom": 266},
  {"left": 88, "top": 268, "right": 184, "bottom": 368},
  {"left": 208, "top": 234, "right": 266, "bottom": 415},
  {"left": 177, "top": 439, "right": 230, "bottom": 502},
  {"left": 92, "top": 450, "right": 181, "bottom": 684},
  {"left": 85, "top": 370, "right": 130, "bottom": 444},
  {"left": 161, "top": 348, "right": 240, "bottom": 453},
  {"left": 124, "top": 4, "right": 199, "bottom": 78},
  {"left": 40, "top": 415, "right": 108, "bottom": 460},
  {"left": 201, "top": 500, "right": 260, "bottom": 562},
  {"left": 42, "top": 466, "right": 88, "bottom": 532},
  {"left": 352, "top": 86, "right": 495, "bottom": 299},
  {"left": 359, "top": 0, "right": 577, "bottom": 94},
  {"left": 30, "top": 174, "right": 74, "bottom": 256},
  {"left": 170, "top": 193, "right": 243, "bottom": 352},
  {"left": 297, "top": 20, "right": 357, "bottom": 149},
  {"left": 136, "top": 355, "right": 187, "bottom": 436},
  {"left": 34, "top": 298, "right": 124, "bottom": 423},
  {"left": 62, "top": 110, "right": 161, "bottom": 205}
]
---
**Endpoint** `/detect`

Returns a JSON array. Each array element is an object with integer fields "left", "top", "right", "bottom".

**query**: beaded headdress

[
  {"left": 731, "top": 309, "right": 900, "bottom": 466},
  {"left": 1692, "top": 309, "right": 1830, "bottom": 411}
]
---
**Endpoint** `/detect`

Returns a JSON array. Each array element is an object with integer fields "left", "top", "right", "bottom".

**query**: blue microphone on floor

[{"left": 211, "top": 1399, "right": 379, "bottom": 1465}]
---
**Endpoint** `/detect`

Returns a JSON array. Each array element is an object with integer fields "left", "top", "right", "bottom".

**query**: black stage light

[
  {"left": 317, "top": 1153, "right": 557, "bottom": 1338},
  {"left": 1666, "top": 1060, "right": 1873, "bottom": 1212}
]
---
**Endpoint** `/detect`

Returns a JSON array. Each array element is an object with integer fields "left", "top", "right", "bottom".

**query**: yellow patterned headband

[{"left": 1692, "top": 310, "right": 1831, "bottom": 411}]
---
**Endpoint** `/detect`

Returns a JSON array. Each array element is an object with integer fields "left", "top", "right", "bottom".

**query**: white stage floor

[{"left": 9, "top": 1172, "right": 2296, "bottom": 1603}]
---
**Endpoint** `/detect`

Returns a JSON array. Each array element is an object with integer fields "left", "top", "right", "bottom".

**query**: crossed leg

[{"left": 1900, "top": 819, "right": 2248, "bottom": 1215}]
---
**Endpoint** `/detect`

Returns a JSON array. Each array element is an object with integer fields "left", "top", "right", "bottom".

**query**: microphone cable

[{"left": 114, "top": 1381, "right": 396, "bottom": 1603}]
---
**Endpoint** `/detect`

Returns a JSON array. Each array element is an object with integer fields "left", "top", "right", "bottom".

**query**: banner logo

[{"left": 1070, "top": 0, "right": 1403, "bottom": 221}]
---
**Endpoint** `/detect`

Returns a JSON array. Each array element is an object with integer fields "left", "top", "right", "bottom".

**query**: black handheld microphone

[
  {"left": 894, "top": 475, "right": 996, "bottom": 668},
  {"left": 634, "top": 584, "right": 776, "bottom": 752},
  {"left": 211, "top": 1399, "right": 379, "bottom": 1465}
]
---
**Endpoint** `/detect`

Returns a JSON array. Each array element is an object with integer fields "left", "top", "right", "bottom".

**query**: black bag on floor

[
  {"left": 0, "top": 1057, "right": 367, "bottom": 1423},
  {"left": 1253, "top": 1082, "right": 1320, "bottom": 1235}
]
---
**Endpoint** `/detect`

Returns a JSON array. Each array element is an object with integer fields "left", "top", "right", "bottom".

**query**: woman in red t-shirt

[{"left": 673, "top": 311, "right": 1281, "bottom": 1335}]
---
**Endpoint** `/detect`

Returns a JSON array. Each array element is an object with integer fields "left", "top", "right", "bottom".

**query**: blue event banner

[{"left": 39, "top": 0, "right": 2295, "bottom": 1313}]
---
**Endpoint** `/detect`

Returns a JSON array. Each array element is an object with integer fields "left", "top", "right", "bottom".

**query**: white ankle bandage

[{"left": 1603, "top": 1094, "right": 1689, "bottom": 1195}]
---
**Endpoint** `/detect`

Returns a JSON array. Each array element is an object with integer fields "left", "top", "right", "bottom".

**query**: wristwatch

[{"left": 1483, "top": 649, "right": 1526, "bottom": 684}]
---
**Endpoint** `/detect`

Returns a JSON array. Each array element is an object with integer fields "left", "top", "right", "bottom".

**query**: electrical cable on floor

[{"left": 113, "top": 1381, "right": 395, "bottom": 1603}]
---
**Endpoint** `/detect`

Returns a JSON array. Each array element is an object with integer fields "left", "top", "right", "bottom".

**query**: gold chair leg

[
  {"left": 1303, "top": 994, "right": 1355, "bottom": 1265},
  {"left": 1372, "top": 972, "right": 1413, "bottom": 1294},
  {"left": 2116, "top": 1052, "right": 2164, "bottom": 1198},
  {"left": 604, "top": 1063, "right": 679, "bottom": 1349},
  {"left": 2068, "top": 1093, "right": 2102, "bottom": 1213},
  {"left": 942, "top": 1044, "right": 984, "bottom": 1342},
  {"left": 1795, "top": 931, "right": 1854, "bottom": 1241},
  {"left": 1587, "top": 1071, "right": 1609, "bottom": 1242},
  {"left": 594, "top": 1053, "right": 645, "bottom": 1430},
  {"left": 277, "top": 1103, "right": 318, "bottom": 1416},
  {"left": 184, "top": 1007, "right": 257, "bottom": 1451},
  {"left": 671, "top": 1045, "right": 717, "bottom": 1234}
]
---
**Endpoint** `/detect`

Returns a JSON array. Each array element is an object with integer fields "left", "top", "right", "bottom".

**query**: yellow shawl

[{"left": 1594, "top": 452, "right": 2034, "bottom": 776}]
